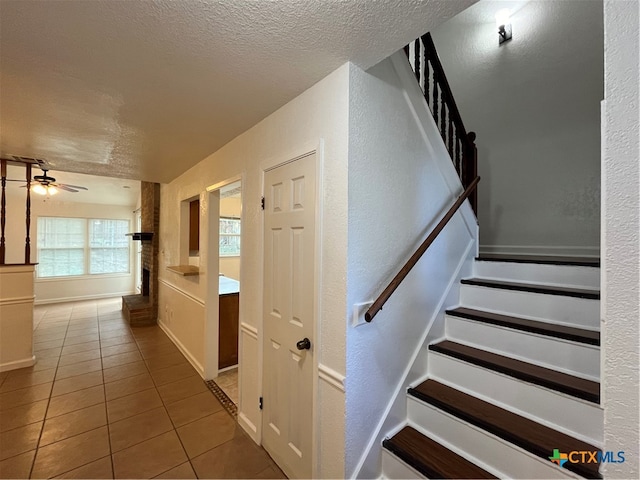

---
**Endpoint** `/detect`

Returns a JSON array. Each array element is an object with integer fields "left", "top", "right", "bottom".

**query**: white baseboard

[
  {"left": 238, "top": 411, "right": 260, "bottom": 444},
  {"left": 34, "top": 291, "right": 135, "bottom": 306},
  {"left": 158, "top": 320, "right": 205, "bottom": 378},
  {"left": 479, "top": 245, "right": 600, "bottom": 258},
  {"left": 0, "top": 355, "right": 36, "bottom": 372}
]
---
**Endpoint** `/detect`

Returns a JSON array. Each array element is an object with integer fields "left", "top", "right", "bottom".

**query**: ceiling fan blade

[
  {"left": 55, "top": 185, "right": 79, "bottom": 193},
  {"left": 4, "top": 179, "right": 27, "bottom": 182},
  {"left": 57, "top": 183, "right": 88, "bottom": 190}
]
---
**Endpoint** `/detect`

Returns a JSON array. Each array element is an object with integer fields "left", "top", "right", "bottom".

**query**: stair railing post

[{"left": 463, "top": 132, "right": 478, "bottom": 216}]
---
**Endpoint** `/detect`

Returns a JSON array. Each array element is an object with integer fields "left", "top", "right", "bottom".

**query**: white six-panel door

[{"left": 262, "top": 153, "right": 316, "bottom": 479}]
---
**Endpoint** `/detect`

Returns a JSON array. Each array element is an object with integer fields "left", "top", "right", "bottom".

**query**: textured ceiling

[{"left": 0, "top": 0, "right": 475, "bottom": 184}]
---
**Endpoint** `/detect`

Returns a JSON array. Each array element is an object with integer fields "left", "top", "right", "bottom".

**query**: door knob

[{"left": 296, "top": 338, "right": 311, "bottom": 350}]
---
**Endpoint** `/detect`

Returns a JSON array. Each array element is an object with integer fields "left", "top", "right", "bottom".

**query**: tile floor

[
  {"left": 215, "top": 369, "right": 238, "bottom": 405},
  {"left": 0, "top": 298, "right": 286, "bottom": 479}
]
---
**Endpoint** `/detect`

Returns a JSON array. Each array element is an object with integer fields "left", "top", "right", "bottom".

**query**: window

[
  {"left": 37, "top": 217, "right": 130, "bottom": 278},
  {"left": 220, "top": 217, "right": 241, "bottom": 256}
]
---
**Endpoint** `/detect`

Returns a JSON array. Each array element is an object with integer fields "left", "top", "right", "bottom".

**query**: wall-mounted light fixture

[{"left": 495, "top": 9, "right": 512, "bottom": 45}]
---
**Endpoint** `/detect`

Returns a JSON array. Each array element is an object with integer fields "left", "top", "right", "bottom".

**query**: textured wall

[
  {"left": 432, "top": 0, "right": 603, "bottom": 256},
  {"left": 346, "top": 54, "right": 477, "bottom": 478},
  {"left": 602, "top": 1, "right": 639, "bottom": 477},
  {"left": 158, "top": 64, "right": 349, "bottom": 478}
]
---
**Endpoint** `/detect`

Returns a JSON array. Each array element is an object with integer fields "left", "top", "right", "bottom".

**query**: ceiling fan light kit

[{"left": 1, "top": 158, "right": 89, "bottom": 194}]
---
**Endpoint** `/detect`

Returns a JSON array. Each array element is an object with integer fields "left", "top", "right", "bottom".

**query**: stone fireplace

[{"left": 122, "top": 181, "right": 160, "bottom": 326}]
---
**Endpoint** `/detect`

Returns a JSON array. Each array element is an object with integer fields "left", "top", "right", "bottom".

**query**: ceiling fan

[{"left": 3, "top": 162, "right": 88, "bottom": 195}]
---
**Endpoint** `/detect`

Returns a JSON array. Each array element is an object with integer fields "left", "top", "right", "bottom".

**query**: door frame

[
  {"left": 258, "top": 141, "right": 324, "bottom": 478},
  {"left": 204, "top": 174, "right": 244, "bottom": 381}
]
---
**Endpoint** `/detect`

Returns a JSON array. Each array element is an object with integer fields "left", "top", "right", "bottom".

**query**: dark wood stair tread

[
  {"left": 446, "top": 307, "right": 600, "bottom": 346},
  {"left": 383, "top": 426, "right": 497, "bottom": 479},
  {"left": 409, "top": 380, "right": 601, "bottom": 479},
  {"left": 476, "top": 254, "right": 600, "bottom": 267},
  {"left": 429, "top": 340, "right": 600, "bottom": 403},
  {"left": 461, "top": 278, "right": 600, "bottom": 299}
]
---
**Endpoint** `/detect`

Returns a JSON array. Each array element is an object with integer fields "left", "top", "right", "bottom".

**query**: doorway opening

[{"left": 204, "top": 178, "right": 242, "bottom": 408}]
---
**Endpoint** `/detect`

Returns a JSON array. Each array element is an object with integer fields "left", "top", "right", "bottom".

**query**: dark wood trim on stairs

[
  {"left": 461, "top": 278, "right": 600, "bottom": 300},
  {"left": 408, "top": 380, "right": 602, "bottom": 479},
  {"left": 446, "top": 307, "right": 600, "bottom": 346},
  {"left": 476, "top": 254, "right": 600, "bottom": 267},
  {"left": 429, "top": 340, "right": 600, "bottom": 403},
  {"left": 383, "top": 426, "right": 497, "bottom": 479}
]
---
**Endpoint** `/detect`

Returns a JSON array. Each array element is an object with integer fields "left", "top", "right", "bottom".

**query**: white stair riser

[
  {"left": 381, "top": 449, "right": 425, "bottom": 479},
  {"left": 406, "top": 398, "right": 582, "bottom": 480},
  {"left": 459, "top": 284, "right": 599, "bottom": 329},
  {"left": 474, "top": 262, "right": 600, "bottom": 289},
  {"left": 445, "top": 316, "right": 600, "bottom": 380},
  {"left": 428, "top": 352, "right": 603, "bottom": 444}
]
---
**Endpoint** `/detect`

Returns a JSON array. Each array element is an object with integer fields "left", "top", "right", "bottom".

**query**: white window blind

[{"left": 37, "top": 217, "right": 130, "bottom": 278}]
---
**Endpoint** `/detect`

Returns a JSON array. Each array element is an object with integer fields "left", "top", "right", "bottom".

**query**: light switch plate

[{"left": 352, "top": 301, "right": 373, "bottom": 327}]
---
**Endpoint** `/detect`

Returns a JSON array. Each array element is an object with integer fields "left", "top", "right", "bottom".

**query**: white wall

[
  {"left": 219, "top": 196, "right": 241, "bottom": 280},
  {"left": 346, "top": 54, "right": 477, "bottom": 478},
  {"left": 602, "top": 1, "right": 639, "bottom": 478},
  {"left": 158, "top": 64, "right": 349, "bottom": 479},
  {"left": 432, "top": 0, "right": 603, "bottom": 256},
  {"left": 4, "top": 188, "right": 136, "bottom": 303}
]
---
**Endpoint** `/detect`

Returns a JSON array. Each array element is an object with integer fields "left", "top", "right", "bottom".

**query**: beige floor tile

[
  {"left": 33, "top": 346, "right": 62, "bottom": 359},
  {"left": 0, "top": 369, "right": 56, "bottom": 393},
  {"left": 100, "top": 329, "right": 135, "bottom": 340},
  {"left": 150, "top": 363, "right": 199, "bottom": 387},
  {"left": 0, "top": 382, "right": 52, "bottom": 412},
  {"left": 40, "top": 403, "right": 107, "bottom": 446},
  {"left": 47, "top": 385, "right": 105, "bottom": 418},
  {"left": 0, "top": 449, "right": 36, "bottom": 479},
  {"left": 140, "top": 343, "right": 182, "bottom": 360},
  {"left": 28, "top": 356, "right": 60, "bottom": 372},
  {"left": 165, "top": 391, "right": 223, "bottom": 427},
  {"left": 58, "top": 349, "right": 102, "bottom": 367},
  {"left": 67, "top": 320, "right": 98, "bottom": 330},
  {"left": 112, "top": 430, "right": 187, "bottom": 479},
  {"left": 61, "top": 341, "right": 101, "bottom": 356},
  {"left": 156, "top": 376, "right": 209, "bottom": 406},
  {"left": 109, "top": 406, "right": 174, "bottom": 453},
  {"left": 177, "top": 410, "right": 239, "bottom": 458},
  {"left": 31, "top": 426, "right": 110, "bottom": 479},
  {"left": 191, "top": 434, "right": 273, "bottom": 479},
  {"left": 58, "top": 455, "right": 113, "bottom": 479},
  {"left": 65, "top": 327, "right": 99, "bottom": 338},
  {"left": 33, "top": 331, "right": 66, "bottom": 342},
  {"left": 55, "top": 358, "right": 102, "bottom": 380},
  {"left": 35, "top": 325, "right": 67, "bottom": 335},
  {"left": 101, "top": 351, "right": 142, "bottom": 369},
  {"left": 101, "top": 343, "right": 138, "bottom": 358},
  {"left": 154, "top": 461, "right": 197, "bottom": 479},
  {"left": 0, "top": 372, "right": 7, "bottom": 388},
  {"left": 104, "top": 372, "right": 154, "bottom": 401},
  {"left": 106, "top": 388, "right": 162, "bottom": 423},
  {"left": 0, "top": 422, "right": 42, "bottom": 461},
  {"left": 103, "top": 361, "right": 148, "bottom": 383},
  {"left": 253, "top": 465, "right": 288, "bottom": 479},
  {"left": 63, "top": 334, "right": 100, "bottom": 346},
  {"left": 145, "top": 352, "right": 190, "bottom": 372},
  {"left": 52, "top": 371, "right": 103, "bottom": 397},
  {"left": 99, "top": 323, "right": 129, "bottom": 333},
  {"left": 0, "top": 400, "right": 48, "bottom": 432},
  {"left": 34, "top": 338, "right": 65, "bottom": 351},
  {"left": 100, "top": 335, "right": 135, "bottom": 348}
]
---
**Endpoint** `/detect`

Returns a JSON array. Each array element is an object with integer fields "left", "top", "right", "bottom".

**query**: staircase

[{"left": 381, "top": 255, "right": 603, "bottom": 479}]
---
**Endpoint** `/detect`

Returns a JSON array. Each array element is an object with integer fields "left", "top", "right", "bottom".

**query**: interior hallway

[{"left": 0, "top": 298, "right": 285, "bottom": 479}]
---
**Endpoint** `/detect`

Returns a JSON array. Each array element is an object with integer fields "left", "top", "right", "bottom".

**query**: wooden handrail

[{"left": 365, "top": 176, "right": 480, "bottom": 322}]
